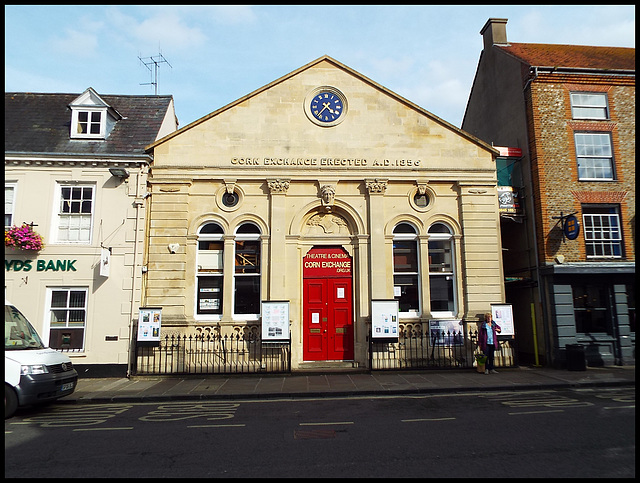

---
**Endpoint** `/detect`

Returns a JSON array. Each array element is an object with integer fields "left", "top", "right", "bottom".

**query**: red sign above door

[{"left": 303, "top": 247, "right": 352, "bottom": 278}]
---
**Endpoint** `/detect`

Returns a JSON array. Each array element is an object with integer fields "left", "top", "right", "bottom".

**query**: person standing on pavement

[{"left": 478, "top": 312, "right": 501, "bottom": 374}]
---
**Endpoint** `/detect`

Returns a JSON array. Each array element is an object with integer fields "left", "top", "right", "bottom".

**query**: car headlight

[{"left": 20, "top": 364, "right": 49, "bottom": 375}]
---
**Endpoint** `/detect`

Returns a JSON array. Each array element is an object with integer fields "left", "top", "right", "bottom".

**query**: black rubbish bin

[{"left": 566, "top": 344, "right": 586, "bottom": 371}]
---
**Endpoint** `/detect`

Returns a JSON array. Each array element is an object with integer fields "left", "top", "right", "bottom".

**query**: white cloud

[
  {"left": 137, "top": 13, "right": 207, "bottom": 50},
  {"left": 51, "top": 26, "right": 101, "bottom": 58},
  {"left": 207, "top": 5, "right": 258, "bottom": 24}
]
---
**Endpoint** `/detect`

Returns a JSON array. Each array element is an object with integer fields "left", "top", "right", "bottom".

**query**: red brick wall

[{"left": 526, "top": 73, "right": 635, "bottom": 263}]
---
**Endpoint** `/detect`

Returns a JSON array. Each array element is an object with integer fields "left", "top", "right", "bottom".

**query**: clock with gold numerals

[{"left": 305, "top": 87, "right": 347, "bottom": 127}]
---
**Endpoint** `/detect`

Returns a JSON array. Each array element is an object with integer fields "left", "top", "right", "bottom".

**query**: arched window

[
  {"left": 393, "top": 222, "right": 421, "bottom": 316},
  {"left": 196, "top": 223, "right": 224, "bottom": 316},
  {"left": 234, "top": 222, "right": 261, "bottom": 317},
  {"left": 428, "top": 223, "right": 456, "bottom": 316}
]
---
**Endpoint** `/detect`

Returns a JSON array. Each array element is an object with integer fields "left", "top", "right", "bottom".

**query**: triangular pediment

[
  {"left": 69, "top": 87, "right": 122, "bottom": 120},
  {"left": 148, "top": 55, "right": 495, "bottom": 157}
]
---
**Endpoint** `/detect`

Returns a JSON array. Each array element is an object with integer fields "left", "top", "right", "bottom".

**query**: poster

[
  {"left": 262, "top": 301, "right": 290, "bottom": 341},
  {"left": 137, "top": 307, "right": 162, "bottom": 342},
  {"left": 371, "top": 300, "right": 399, "bottom": 340},
  {"left": 491, "top": 304, "right": 515, "bottom": 337},
  {"left": 429, "top": 319, "right": 463, "bottom": 346}
]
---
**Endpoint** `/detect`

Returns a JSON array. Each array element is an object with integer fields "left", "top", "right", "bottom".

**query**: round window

[
  {"left": 222, "top": 192, "right": 239, "bottom": 208},
  {"left": 413, "top": 192, "right": 430, "bottom": 208}
]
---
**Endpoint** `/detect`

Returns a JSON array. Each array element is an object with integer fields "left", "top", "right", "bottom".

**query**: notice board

[
  {"left": 262, "top": 301, "right": 290, "bottom": 341},
  {"left": 371, "top": 300, "right": 399, "bottom": 341},
  {"left": 491, "top": 303, "right": 515, "bottom": 337},
  {"left": 137, "top": 307, "right": 162, "bottom": 344}
]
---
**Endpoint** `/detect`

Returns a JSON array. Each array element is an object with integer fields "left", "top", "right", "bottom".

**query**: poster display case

[
  {"left": 262, "top": 301, "right": 290, "bottom": 341},
  {"left": 137, "top": 307, "right": 162, "bottom": 345},
  {"left": 371, "top": 299, "right": 399, "bottom": 341}
]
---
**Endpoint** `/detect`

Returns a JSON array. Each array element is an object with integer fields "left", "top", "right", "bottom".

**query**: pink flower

[{"left": 5, "top": 224, "right": 44, "bottom": 251}]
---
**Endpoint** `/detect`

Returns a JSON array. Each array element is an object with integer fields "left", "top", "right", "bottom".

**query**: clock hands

[
  {"left": 316, "top": 102, "right": 340, "bottom": 120},
  {"left": 317, "top": 102, "right": 335, "bottom": 116}
]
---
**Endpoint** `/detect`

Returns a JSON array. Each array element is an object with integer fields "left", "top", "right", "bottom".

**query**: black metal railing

[
  {"left": 369, "top": 325, "right": 516, "bottom": 370},
  {"left": 132, "top": 332, "right": 291, "bottom": 375}
]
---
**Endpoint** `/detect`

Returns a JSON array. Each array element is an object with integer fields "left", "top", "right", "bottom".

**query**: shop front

[{"left": 143, "top": 56, "right": 504, "bottom": 370}]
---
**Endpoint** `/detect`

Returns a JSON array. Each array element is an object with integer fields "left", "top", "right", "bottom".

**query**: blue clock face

[{"left": 310, "top": 91, "right": 344, "bottom": 123}]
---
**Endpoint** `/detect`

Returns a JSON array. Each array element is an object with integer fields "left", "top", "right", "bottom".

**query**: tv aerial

[{"left": 138, "top": 52, "right": 172, "bottom": 95}]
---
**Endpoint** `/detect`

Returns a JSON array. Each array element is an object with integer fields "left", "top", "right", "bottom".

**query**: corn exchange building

[{"left": 144, "top": 56, "right": 505, "bottom": 370}]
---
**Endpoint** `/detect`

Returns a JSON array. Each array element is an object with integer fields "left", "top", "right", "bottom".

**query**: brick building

[{"left": 463, "top": 18, "right": 635, "bottom": 366}]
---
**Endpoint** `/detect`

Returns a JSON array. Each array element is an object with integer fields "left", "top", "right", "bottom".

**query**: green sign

[{"left": 5, "top": 259, "right": 77, "bottom": 272}]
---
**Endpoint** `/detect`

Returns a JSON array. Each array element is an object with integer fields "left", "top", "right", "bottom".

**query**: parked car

[{"left": 5, "top": 302, "right": 78, "bottom": 418}]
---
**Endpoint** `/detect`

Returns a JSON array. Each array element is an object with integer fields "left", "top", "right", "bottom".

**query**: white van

[{"left": 5, "top": 302, "right": 78, "bottom": 418}]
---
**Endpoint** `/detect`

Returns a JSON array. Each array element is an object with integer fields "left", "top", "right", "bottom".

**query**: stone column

[
  {"left": 267, "top": 179, "right": 290, "bottom": 300},
  {"left": 366, "top": 178, "right": 388, "bottom": 299}
]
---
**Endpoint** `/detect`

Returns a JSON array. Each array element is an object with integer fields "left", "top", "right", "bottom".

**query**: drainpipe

[{"left": 127, "top": 168, "right": 144, "bottom": 378}]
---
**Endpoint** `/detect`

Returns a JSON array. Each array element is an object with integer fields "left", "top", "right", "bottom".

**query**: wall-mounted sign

[
  {"left": 371, "top": 299, "right": 399, "bottom": 340},
  {"left": 429, "top": 319, "right": 463, "bottom": 346},
  {"left": 262, "top": 301, "right": 290, "bottom": 341},
  {"left": 5, "top": 258, "right": 78, "bottom": 272},
  {"left": 495, "top": 146, "right": 523, "bottom": 157},
  {"left": 99, "top": 247, "right": 110, "bottom": 277},
  {"left": 563, "top": 214, "right": 580, "bottom": 240},
  {"left": 491, "top": 304, "right": 515, "bottom": 337},
  {"left": 137, "top": 307, "right": 162, "bottom": 343},
  {"left": 498, "top": 186, "right": 522, "bottom": 215},
  {"left": 303, "top": 246, "right": 352, "bottom": 278}
]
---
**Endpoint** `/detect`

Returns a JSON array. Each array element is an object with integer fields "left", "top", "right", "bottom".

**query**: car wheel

[{"left": 5, "top": 384, "right": 18, "bottom": 419}]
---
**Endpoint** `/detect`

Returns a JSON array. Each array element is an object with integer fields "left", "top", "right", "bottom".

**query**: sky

[{"left": 4, "top": 5, "right": 635, "bottom": 129}]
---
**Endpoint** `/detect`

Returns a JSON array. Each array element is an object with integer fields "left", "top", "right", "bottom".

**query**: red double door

[{"left": 302, "top": 247, "right": 354, "bottom": 361}]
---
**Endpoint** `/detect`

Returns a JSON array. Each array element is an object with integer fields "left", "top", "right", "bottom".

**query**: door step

[{"left": 296, "top": 361, "right": 366, "bottom": 373}]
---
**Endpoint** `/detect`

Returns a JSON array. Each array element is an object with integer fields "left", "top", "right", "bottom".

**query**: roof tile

[
  {"left": 5, "top": 92, "right": 173, "bottom": 156},
  {"left": 497, "top": 43, "right": 635, "bottom": 71}
]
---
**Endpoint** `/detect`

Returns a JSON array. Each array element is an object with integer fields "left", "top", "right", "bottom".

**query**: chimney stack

[{"left": 480, "top": 18, "right": 508, "bottom": 51}]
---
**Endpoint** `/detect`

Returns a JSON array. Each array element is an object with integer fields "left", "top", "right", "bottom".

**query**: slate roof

[
  {"left": 497, "top": 43, "right": 635, "bottom": 71},
  {"left": 5, "top": 92, "right": 174, "bottom": 157}
]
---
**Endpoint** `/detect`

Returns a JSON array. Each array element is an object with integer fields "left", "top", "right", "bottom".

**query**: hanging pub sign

[
  {"left": 99, "top": 247, "right": 110, "bottom": 277},
  {"left": 261, "top": 301, "right": 290, "bottom": 341},
  {"left": 137, "top": 307, "right": 162, "bottom": 344},
  {"left": 371, "top": 299, "right": 399, "bottom": 341},
  {"left": 563, "top": 214, "right": 580, "bottom": 240}
]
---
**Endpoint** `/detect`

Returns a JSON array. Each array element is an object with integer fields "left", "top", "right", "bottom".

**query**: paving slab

[{"left": 61, "top": 365, "right": 634, "bottom": 404}]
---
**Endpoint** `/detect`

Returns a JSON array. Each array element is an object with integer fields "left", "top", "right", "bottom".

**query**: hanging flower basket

[{"left": 5, "top": 224, "right": 44, "bottom": 251}]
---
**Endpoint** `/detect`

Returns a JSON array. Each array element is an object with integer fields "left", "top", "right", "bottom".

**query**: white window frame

[
  {"left": 392, "top": 222, "right": 422, "bottom": 318},
  {"left": 583, "top": 205, "right": 623, "bottom": 259},
  {"left": 575, "top": 132, "right": 615, "bottom": 181},
  {"left": 5, "top": 183, "right": 16, "bottom": 228},
  {"left": 428, "top": 223, "right": 457, "bottom": 318},
  {"left": 43, "top": 287, "right": 89, "bottom": 352},
  {"left": 53, "top": 183, "right": 95, "bottom": 244},
  {"left": 195, "top": 223, "right": 224, "bottom": 320},
  {"left": 570, "top": 92, "right": 609, "bottom": 120},
  {"left": 70, "top": 108, "right": 106, "bottom": 139},
  {"left": 232, "top": 223, "right": 261, "bottom": 320}
]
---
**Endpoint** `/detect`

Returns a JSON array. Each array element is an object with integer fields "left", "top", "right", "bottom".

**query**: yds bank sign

[{"left": 5, "top": 259, "right": 77, "bottom": 272}]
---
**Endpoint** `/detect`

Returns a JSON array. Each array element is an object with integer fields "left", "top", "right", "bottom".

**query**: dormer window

[
  {"left": 69, "top": 87, "right": 121, "bottom": 140},
  {"left": 73, "top": 109, "right": 105, "bottom": 138}
]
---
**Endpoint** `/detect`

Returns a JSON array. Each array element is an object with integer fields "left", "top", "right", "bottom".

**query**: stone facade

[{"left": 144, "top": 56, "right": 504, "bottom": 369}]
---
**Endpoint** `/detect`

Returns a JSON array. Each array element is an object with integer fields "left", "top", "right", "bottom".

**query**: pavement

[{"left": 62, "top": 364, "right": 636, "bottom": 404}]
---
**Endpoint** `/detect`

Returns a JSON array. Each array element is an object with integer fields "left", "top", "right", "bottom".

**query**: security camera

[{"left": 168, "top": 243, "right": 179, "bottom": 254}]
